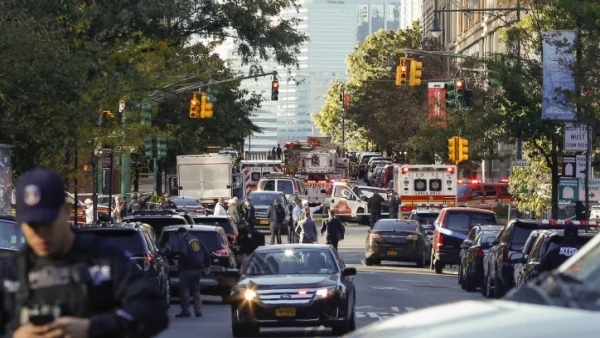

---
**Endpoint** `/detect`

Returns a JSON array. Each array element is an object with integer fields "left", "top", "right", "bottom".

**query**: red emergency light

[
  {"left": 401, "top": 167, "right": 409, "bottom": 174},
  {"left": 447, "top": 167, "right": 455, "bottom": 174},
  {"left": 458, "top": 179, "right": 480, "bottom": 184},
  {"left": 499, "top": 178, "right": 509, "bottom": 183}
]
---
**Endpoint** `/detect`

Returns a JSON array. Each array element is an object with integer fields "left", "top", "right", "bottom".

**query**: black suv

[
  {"left": 123, "top": 209, "right": 193, "bottom": 237},
  {"left": 78, "top": 223, "right": 170, "bottom": 305},
  {"left": 192, "top": 215, "right": 238, "bottom": 244},
  {"left": 158, "top": 224, "right": 237, "bottom": 302},
  {"left": 244, "top": 191, "right": 288, "bottom": 231}
]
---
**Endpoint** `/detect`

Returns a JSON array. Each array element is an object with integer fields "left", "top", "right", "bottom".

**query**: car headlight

[
  {"left": 244, "top": 289, "right": 257, "bottom": 301},
  {"left": 315, "top": 287, "right": 336, "bottom": 299}
]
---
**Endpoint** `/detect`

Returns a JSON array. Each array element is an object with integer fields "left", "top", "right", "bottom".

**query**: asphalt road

[{"left": 157, "top": 224, "right": 482, "bottom": 338}]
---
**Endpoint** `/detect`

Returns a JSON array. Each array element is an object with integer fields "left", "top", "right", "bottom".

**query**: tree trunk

[{"left": 551, "top": 136, "right": 559, "bottom": 219}]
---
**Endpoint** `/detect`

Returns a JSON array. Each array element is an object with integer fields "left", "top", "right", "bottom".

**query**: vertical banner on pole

[
  {"left": 0, "top": 144, "right": 13, "bottom": 215},
  {"left": 541, "top": 31, "right": 576, "bottom": 120},
  {"left": 428, "top": 82, "right": 446, "bottom": 127}
]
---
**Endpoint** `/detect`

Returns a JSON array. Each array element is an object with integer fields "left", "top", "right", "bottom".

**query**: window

[
  {"left": 194, "top": 217, "right": 235, "bottom": 234},
  {"left": 445, "top": 212, "right": 497, "bottom": 232},
  {"left": 0, "top": 220, "right": 25, "bottom": 249},
  {"left": 91, "top": 230, "right": 147, "bottom": 255},
  {"left": 511, "top": 226, "right": 537, "bottom": 250},
  {"left": 374, "top": 220, "right": 418, "bottom": 232},
  {"left": 159, "top": 230, "right": 222, "bottom": 251},
  {"left": 415, "top": 213, "right": 439, "bottom": 225},
  {"left": 277, "top": 180, "right": 294, "bottom": 195},
  {"left": 471, "top": 187, "right": 484, "bottom": 197},
  {"left": 484, "top": 185, "right": 497, "bottom": 197},
  {"left": 457, "top": 185, "right": 469, "bottom": 197},
  {"left": 128, "top": 217, "right": 187, "bottom": 236},
  {"left": 429, "top": 179, "right": 442, "bottom": 192},
  {"left": 244, "top": 248, "right": 338, "bottom": 276},
  {"left": 414, "top": 179, "right": 427, "bottom": 192},
  {"left": 261, "top": 180, "right": 276, "bottom": 191}
]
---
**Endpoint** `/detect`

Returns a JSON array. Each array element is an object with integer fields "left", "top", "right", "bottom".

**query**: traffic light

[
  {"left": 200, "top": 93, "right": 213, "bottom": 118},
  {"left": 189, "top": 93, "right": 200, "bottom": 118},
  {"left": 455, "top": 79, "right": 465, "bottom": 107},
  {"left": 458, "top": 137, "right": 469, "bottom": 162},
  {"left": 141, "top": 101, "right": 152, "bottom": 125},
  {"left": 448, "top": 137, "right": 458, "bottom": 164},
  {"left": 157, "top": 137, "right": 167, "bottom": 159},
  {"left": 143, "top": 137, "right": 154, "bottom": 158},
  {"left": 271, "top": 80, "right": 279, "bottom": 101},
  {"left": 444, "top": 81, "right": 456, "bottom": 108},
  {"left": 395, "top": 58, "right": 408, "bottom": 86},
  {"left": 408, "top": 60, "right": 423, "bottom": 86},
  {"left": 82, "top": 162, "right": 92, "bottom": 173},
  {"left": 464, "top": 83, "right": 474, "bottom": 108}
]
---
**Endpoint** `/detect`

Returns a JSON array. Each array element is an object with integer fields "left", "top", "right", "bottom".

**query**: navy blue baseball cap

[{"left": 15, "top": 168, "right": 66, "bottom": 224}]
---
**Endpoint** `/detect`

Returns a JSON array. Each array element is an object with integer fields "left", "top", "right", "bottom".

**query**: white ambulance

[
  {"left": 392, "top": 164, "right": 458, "bottom": 214},
  {"left": 239, "top": 160, "right": 283, "bottom": 198}
]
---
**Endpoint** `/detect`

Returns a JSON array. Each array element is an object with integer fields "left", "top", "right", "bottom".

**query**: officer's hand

[
  {"left": 48, "top": 317, "right": 90, "bottom": 338},
  {"left": 14, "top": 324, "right": 60, "bottom": 338}
]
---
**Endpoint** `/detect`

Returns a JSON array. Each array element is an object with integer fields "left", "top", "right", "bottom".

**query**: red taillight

[
  {"left": 406, "top": 235, "right": 418, "bottom": 240},
  {"left": 143, "top": 254, "right": 154, "bottom": 271},
  {"left": 369, "top": 233, "right": 380, "bottom": 240},
  {"left": 476, "top": 248, "right": 484, "bottom": 257},
  {"left": 212, "top": 248, "right": 229, "bottom": 257},
  {"left": 436, "top": 232, "right": 444, "bottom": 245}
]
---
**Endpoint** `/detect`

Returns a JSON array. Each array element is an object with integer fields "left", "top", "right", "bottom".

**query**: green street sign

[{"left": 559, "top": 178, "right": 580, "bottom": 202}]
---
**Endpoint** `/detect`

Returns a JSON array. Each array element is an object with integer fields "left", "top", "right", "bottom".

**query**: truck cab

[{"left": 326, "top": 182, "right": 389, "bottom": 225}]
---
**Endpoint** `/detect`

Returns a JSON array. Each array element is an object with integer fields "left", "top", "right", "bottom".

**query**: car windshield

[
  {"left": 415, "top": 213, "right": 439, "bottom": 225},
  {"left": 481, "top": 231, "right": 499, "bottom": 244},
  {"left": 126, "top": 217, "right": 187, "bottom": 236},
  {"left": 249, "top": 193, "right": 285, "bottom": 207},
  {"left": 158, "top": 230, "right": 222, "bottom": 251},
  {"left": 89, "top": 230, "right": 146, "bottom": 255},
  {"left": 445, "top": 212, "right": 497, "bottom": 232},
  {"left": 171, "top": 197, "right": 200, "bottom": 207},
  {"left": 457, "top": 185, "right": 469, "bottom": 197},
  {"left": 194, "top": 217, "right": 235, "bottom": 234},
  {"left": 277, "top": 180, "right": 294, "bottom": 195},
  {"left": 0, "top": 219, "right": 25, "bottom": 249},
  {"left": 374, "top": 220, "right": 417, "bottom": 232},
  {"left": 244, "top": 248, "right": 339, "bottom": 276}
]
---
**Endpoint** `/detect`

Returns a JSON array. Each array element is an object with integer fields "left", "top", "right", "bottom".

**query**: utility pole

[
  {"left": 120, "top": 99, "right": 131, "bottom": 197},
  {"left": 73, "top": 138, "right": 78, "bottom": 228},
  {"left": 575, "top": 17, "right": 591, "bottom": 219},
  {"left": 515, "top": 0, "right": 523, "bottom": 160},
  {"left": 108, "top": 149, "right": 114, "bottom": 218}
]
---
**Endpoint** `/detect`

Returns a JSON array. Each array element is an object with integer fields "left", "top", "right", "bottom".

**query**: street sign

[
  {"left": 576, "top": 155, "right": 590, "bottom": 179},
  {"left": 561, "top": 156, "right": 576, "bottom": 177},
  {"left": 559, "top": 178, "right": 579, "bottom": 202},
  {"left": 101, "top": 148, "right": 113, "bottom": 170},
  {"left": 559, "top": 177, "right": 600, "bottom": 202},
  {"left": 564, "top": 123, "right": 589, "bottom": 152},
  {"left": 512, "top": 160, "right": 529, "bottom": 168}
]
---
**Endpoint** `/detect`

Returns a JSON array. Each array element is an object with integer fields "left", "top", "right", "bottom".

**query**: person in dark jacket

[
  {"left": 368, "top": 192, "right": 385, "bottom": 229},
  {"left": 388, "top": 192, "right": 401, "bottom": 219},
  {"left": 243, "top": 200, "right": 256, "bottom": 232},
  {"left": 320, "top": 210, "right": 345, "bottom": 251},
  {"left": 285, "top": 199, "right": 295, "bottom": 243},
  {"left": 171, "top": 227, "right": 211, "bottom": 318},
  {"left": 160, "top": 193, "right": 177, "bottom": 209},
  {"left": 266, "top": 199, "right": 286, "bottom": 244},
  {"left": 538, "top": 225, "right": 582, "bottom": 273},
  {"left": 0, "top": 168, "right": 169, "bottom": 337}
]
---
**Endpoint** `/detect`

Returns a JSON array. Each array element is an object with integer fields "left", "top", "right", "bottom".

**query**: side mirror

[
  {"left": 222, "top": 269, "right": 241, "bottom": 280},
  {"left": 342, "top": 267, "right": 357, "bottom": 277},
  {"left": 508, "top": 252, "right": 525, "bottom": 263},
  {"left": 480, "top": 242, "right": 491, "bottom": 249}
]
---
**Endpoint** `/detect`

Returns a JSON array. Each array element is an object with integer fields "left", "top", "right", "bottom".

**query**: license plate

[
  {"left": 275, "top": 308, "right": 296, "bottom": 317},
  {"left": 260, "top": 219, "right": 269, "bottom": 225},
  {"left": 387, "top": 250, "right": 398, "bottom": 256}
]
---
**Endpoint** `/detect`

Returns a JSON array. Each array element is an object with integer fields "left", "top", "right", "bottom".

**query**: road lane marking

[
  {"left": 405, "top": 307, "right": 415, "bottom": 311},
  {"left": 371, "top": 286, "right": 408, "bottom": 291}
]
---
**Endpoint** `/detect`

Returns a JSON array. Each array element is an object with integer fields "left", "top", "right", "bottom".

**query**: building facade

[
  {"left": 226, "top": 0, "right": 422, "bottom": 152},
  {"left": 421, "top": 0, "right": 521, "bottom": 180}
]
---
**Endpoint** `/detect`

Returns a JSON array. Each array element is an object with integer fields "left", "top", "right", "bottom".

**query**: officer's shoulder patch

[{"left": 189, "top": 238, "right": 201, "bottom": 252}]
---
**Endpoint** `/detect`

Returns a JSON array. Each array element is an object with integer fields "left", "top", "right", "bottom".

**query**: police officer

[
  {"left": 388, "top": 192, "right": 401, "bottom": 219},
  {"left": 0, "top": 168, "right": 169, "bottom": 337},
  {"left": 320, "top": 210, "right": 345, "bottom": 251},
  {"left": 160, "top": 194, "right": 177, "bottom": 209},
  {"left": 538, "top": 224, "right": 581, "bottom": 273},
  {"left": 172, "top": 227, "right": 211, "bottom": 318},
  {"left": 367, "top": 192, "right": 384, "bottom": 229}
]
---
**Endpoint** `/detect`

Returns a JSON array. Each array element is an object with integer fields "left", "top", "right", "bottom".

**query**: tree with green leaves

[
  {"left": 0, "top": 0, "right": 307, "bottom": 179},
  {"left": 485, "top": 0, "right": 600, "bottom": 218},
  {"left": 314, "top": 21, "right": 496, "bottom": 166}
]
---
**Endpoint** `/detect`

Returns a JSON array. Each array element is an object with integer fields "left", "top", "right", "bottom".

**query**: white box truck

[{"left": 176, "top": 154, "right": 234, "bottom": 207}]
